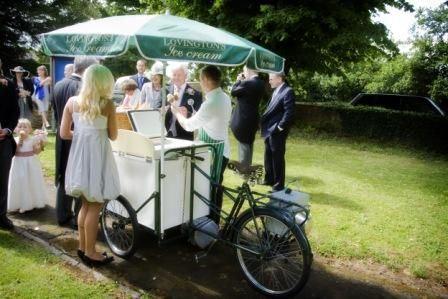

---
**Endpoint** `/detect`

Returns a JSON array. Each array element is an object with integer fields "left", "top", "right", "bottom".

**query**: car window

[
  {"left": 356, "top": 95, "right": 400, "bottom": 110},
  {"left": 400, "top": 97, "right": 438, "bottom": 115}
]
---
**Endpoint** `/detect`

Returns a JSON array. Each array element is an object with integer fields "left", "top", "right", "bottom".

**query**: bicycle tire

[
  {"left": 233, "top": 207, "right": 312, "bottom": 297},
  {"left": 100, "top": 195, "right": 139, "bottom": 259}
]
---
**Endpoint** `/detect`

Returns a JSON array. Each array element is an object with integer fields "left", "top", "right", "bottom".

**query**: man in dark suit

[
  {"left": 230, "top": 66, "right": 265, "bottom": 169},
  {"left": 0, "top": 58, "right": 20, "bottom": 230},
  {"left": 51, "top": 56, "right": 97, "bottom": 227},
  {"left": 261, "top": 72, "right": 295, "bottom": 192},
  {"left": 129, "top": 59, "right": 150, "bottom": 90},
  {"left": 165, "top": 64, "right": 202, "bottom": 140}
]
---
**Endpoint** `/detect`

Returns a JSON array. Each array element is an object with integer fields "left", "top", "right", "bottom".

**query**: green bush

[{"left": 295, "top": 102, "right": 448, "bottom": 153}]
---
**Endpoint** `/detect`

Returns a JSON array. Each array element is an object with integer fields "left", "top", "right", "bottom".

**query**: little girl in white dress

[{"left": 8, "top": 118, "right": 48, "bottom": 213}]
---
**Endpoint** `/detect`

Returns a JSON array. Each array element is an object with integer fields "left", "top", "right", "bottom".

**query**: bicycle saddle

[{"left": 227, "top": 160, "right": 264, "bottom": 183}]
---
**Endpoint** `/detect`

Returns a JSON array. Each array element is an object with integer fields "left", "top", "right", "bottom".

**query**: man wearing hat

[
  {"left": 0, "top": 58, "right": 20, "bottom": 230},
  {"left": 261, "top": 72, "right": 295, "bottom": 192}
]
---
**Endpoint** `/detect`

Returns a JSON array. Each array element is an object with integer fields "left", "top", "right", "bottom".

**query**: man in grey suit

[
  {"left": 51, "top": 56, "right": 98, "bottom": 228},
  {"left": 261, "top": 72, "right": 295, "bottom": 192},
  {"left": 230, "top": 66, "right": 265, "bottom": 169}
]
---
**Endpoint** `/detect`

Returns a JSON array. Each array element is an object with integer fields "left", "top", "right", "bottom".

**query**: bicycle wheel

[
  {"left": 233, "top": 207, "right": 312, "bottom": 297},
  {"left": 100, "top": 195, "right": 138, "bottom": 259}
]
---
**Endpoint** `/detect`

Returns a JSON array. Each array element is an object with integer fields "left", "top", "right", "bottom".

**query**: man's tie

[
  {"left": 266, "top": 88, "right": 278, "bottom": 112},
  {"left": 138, "top": 77, "right": 143, "bottom": 89}
]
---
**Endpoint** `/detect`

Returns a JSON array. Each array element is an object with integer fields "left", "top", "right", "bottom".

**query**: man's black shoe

[
  {"left": 70, "top": 218, "right": 78, "bottom": 230},
  {"left": 58, "top": 217, "right": 78, "bottom": 230},
  {"left": 0, "top": 216, "right": 14, "bottom": 230}
]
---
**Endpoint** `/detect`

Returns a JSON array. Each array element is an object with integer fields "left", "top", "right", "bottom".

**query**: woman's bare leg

[
  {"left": 84, "top": 202, "right": 104, "bottom": 260},
  {"left": 77, "top": 198, "right": 88, "bottom": 252}
]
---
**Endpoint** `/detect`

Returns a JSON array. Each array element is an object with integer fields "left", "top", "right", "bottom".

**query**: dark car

[{"left": 350, "top": 93, "right": 445, "bottom": 117}]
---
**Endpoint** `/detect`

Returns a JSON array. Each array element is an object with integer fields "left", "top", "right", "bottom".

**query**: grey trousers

[{"left": 238, "top": 141, "right": 253, "bottom": 168}]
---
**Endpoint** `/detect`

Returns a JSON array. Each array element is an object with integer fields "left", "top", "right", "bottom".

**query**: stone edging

[{"left": 13, "top": 226, "right": 142, "bottom": 298}]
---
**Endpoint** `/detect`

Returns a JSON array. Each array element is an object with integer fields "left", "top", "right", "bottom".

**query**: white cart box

[{"left": 111, "top": 110, "right": 211, "bottom": 234}]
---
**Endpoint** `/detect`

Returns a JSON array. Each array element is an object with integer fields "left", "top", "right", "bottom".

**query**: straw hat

[
  {"left": 10, "top": 66, "right": 29, "bottom": 77},
  {"left": 151, "top": 61, "right": 164, "bottom": 76}
]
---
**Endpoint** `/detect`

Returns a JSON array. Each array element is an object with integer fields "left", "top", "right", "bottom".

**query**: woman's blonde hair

[
  {"left": 17, "top": 118, "right": 32, "bottom": 132},
  {"left": 78, "top": 64, "right": 114, "bottom": 121},
  {"left": 37, "top": 65, "right": 48, "bottom": 77}
]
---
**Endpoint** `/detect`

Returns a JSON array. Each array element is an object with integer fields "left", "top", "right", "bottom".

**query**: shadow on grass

[{"left": 311, "top": 192, "right": 364, "bottom": 211}]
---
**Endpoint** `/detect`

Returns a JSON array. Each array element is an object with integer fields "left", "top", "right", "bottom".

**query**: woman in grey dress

[{"left": 139, "top": 61, "right": 163, "bottom": 109}]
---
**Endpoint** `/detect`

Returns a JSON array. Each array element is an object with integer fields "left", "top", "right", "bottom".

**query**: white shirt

[
  {"left": 179, "top": 87, "right": 232, "bottom": 158},
  {"left": 272, "top": 82, "right": 285, "bottom": 100},
  {"left": 169, "top": 83, "right": 187, "bottom": 135}
]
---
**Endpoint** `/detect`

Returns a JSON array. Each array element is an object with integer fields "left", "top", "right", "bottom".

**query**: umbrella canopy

[{"left": 41, "top": 14, "right": 284, "bottom": 73}]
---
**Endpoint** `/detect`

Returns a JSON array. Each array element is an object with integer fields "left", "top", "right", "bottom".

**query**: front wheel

[
  {"left": 233, "top": 207, "right": 312, "bottom": 297},
  {"left": 100, "top": 195, "right": 139, "bottom": 259}
]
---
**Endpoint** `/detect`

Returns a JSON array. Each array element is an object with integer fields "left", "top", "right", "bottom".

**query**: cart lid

[{"left": 128, "top": 109, "right": 165, "bottom": 138}]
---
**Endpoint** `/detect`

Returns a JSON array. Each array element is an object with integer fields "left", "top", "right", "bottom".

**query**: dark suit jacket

[
  {"left": 261, "top": 83, "right": 295, "bottom": 138},
  {"left": 130, "top": 74, "right": 150, "bottom": 90},
  {"left": 230, "top": 76, "right": 265, "bottom": 144},
  {"left": 0, "top": 77, "right": 20, "bottom": 153},
  {"left": 50, "top": 74, "right": 82, "bottom": 184},
  {"left": 164, "top": 83, "right": 202, "bottom": 140},
  {"left": 13, "top": 77, "right": 34, "bottom": 111}
]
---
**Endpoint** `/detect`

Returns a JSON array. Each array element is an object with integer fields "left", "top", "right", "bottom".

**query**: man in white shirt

[{"left": 170, "top": 65, "right": 231, "bottom": 224}]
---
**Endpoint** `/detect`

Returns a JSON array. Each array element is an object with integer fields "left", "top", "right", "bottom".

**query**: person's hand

[
  {"left": 18, "top": 130, "right": 26, "bottom": 146},
  {"left": 0, "top": 129, "right": 8, "bottom": 141},
  {"left": 178, "top": 106, "right": 188, "bottom": 117},
  {"left": 0, "top": 78, "right": 8, "bottom": 86}
]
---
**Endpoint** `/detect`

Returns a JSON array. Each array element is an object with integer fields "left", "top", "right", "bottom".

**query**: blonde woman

[
  {"left": 60, "top": 64, "right": 119, "bottom": 266},
  {"left": 32, "top": 65, "right": 52, "bottom": 128}
]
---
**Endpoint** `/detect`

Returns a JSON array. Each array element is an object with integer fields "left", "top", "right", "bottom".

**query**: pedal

[{"left": 194, "top": 239, "right": 217, "bottom": 263}]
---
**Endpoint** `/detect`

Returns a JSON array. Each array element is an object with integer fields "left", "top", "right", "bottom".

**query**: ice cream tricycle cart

[{"left": 41, "top": 14, "right": 313, "bottom": 297}]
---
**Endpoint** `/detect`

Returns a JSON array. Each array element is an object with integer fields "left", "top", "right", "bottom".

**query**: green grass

[
  {"left": 39, "top": 133, "right": 448, "bottom": 281},
  {"left": 223, "top": 132, "right": 448, "bottom": 281},
  {"left": 0, "top": 230, "right": 127, "bottom": 298}
]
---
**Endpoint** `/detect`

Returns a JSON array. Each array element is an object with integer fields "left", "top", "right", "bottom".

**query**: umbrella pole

[{"left": 160, "top": 61, "right": 168, "bottom": 180}]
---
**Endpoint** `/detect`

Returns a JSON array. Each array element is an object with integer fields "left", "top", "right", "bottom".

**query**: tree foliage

[
  {"left": 137, "top": 0, "right": 412, "bottom": 73},
  {"left": 0, "top": 0, "right": 102, "bottom": 72}
]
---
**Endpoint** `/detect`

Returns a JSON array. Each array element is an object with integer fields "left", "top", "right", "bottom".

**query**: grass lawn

[
  {"left": 223, "top": 132, "right": 448, "bottom": 281},
  {"left": 39, "top": 132, "right": 448, "bottom": 282},
  {"left": 0, "top": 230, "right": 129, "bottom": 298}
]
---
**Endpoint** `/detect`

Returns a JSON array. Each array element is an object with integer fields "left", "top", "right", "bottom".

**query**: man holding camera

[{"left": 230, "top": 66, "right": 265, "bottom": 170}]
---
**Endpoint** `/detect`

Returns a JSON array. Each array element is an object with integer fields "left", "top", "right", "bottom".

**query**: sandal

[{"left": 82, "top": 253, "right": 114, "bottom": 267}]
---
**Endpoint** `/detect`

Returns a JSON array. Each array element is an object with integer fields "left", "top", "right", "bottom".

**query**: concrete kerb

[{"left": 13, "top": 226, "right": 143, "bottom": 298}]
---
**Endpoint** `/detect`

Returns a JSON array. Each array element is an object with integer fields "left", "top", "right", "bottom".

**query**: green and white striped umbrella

[{"left": 41, "top": 14, "right": 284, "bottom": 73}]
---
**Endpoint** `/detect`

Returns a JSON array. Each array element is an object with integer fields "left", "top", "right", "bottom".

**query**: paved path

[{"left": 9, "top": 183, "right": 444, "bottom": 299}]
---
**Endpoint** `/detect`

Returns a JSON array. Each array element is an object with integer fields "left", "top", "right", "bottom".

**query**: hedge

[{"left": 294, "top": 102, "right": 448, "bottom": 153}]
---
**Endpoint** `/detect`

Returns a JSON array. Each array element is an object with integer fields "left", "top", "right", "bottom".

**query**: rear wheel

[
  {"left": 100, "top": 195, "right": 138, "bottom": 259},
  {"left": 233, "top": 207, "right": 312, "bottom": 297}
]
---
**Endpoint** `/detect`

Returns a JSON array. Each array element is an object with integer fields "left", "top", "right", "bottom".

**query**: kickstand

[{"left": 194, "top": 239, "right": 217, "bottom": 263}]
